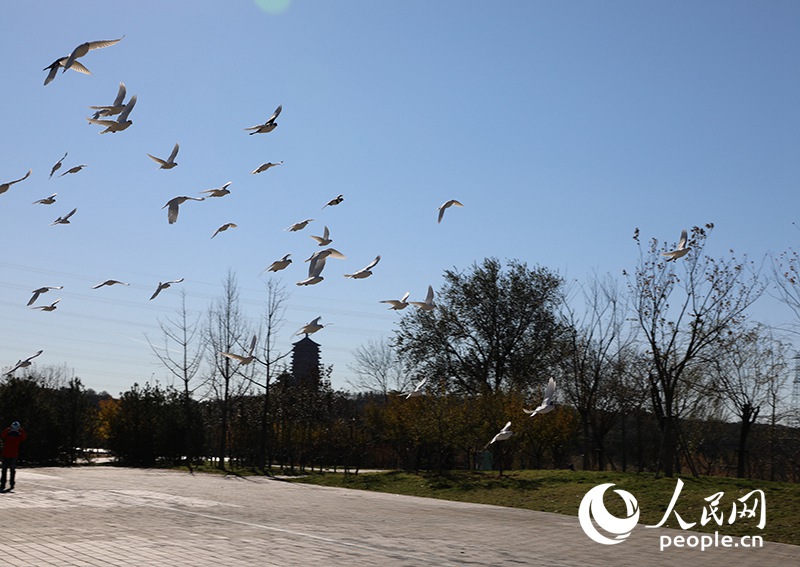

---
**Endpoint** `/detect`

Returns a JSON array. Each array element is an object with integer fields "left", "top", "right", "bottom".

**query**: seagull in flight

[
  {"left": 305, "top": 248, "right": 346, "bottom": 264},
  {"left": 220, "top": 334, "right": 258, "bottom": 365},
  {"left": 43, "top": 57, "right": 90, "bottom": 86},
  {"left": 523, "top": 378, "right": 556, "bottom": 418},
  {"left": 163, "top": 196, "right": 204, "bottom": 224},
  {"left": 251, "top": 161, "right": 283, "bottom": 174},
  {"left": 245, "top": 105, "right": 282, "bottom": 135},
  {"left": 322, "top": 194, "right": 344, "bottom": 209},
  {"left": 409, "top": 285, "right": 436, "bottom": 311},
  {"left": 147, "top": 143, "right": 180, "bottom": 170},
  {"left": 62, "top": 37, "right": 124, "bottom": 73},
  {"left": 296, "top": 316, "right": 326, "bottom": 336},
  {"left": 49, "top": 152, "right": 68, "bottom": 178},
  {"left": 92, "top": 279, "right": 129, "bottom": 289},
  {"left": 486, "top": 421, "right": 513, "bottom": 447},
  {"left": 0, "top": 170, "right": 32, "bottom": 195},
  {"left": 33, "top": 194, "right": 58, "bottom": 205},
  {"left": 59, "top": 164, "right": 88, "bottom": 177},
  {"left": 437, "top": 199, "right": 464, "bottom": 223},
  {"left": 286, "top": 218, "right": 314, "bottom": 232},
  {"left": 5, "top": 350, "right": 43, "bottom": 376},
  {"left": 380, "top": 291, "right": 410, "bottom": 310},
  {"left": 89, "top": 82, "right": 127, "bottom": 119},
  {"left": 87, "top": 94, "right": 136, "bottom": 133},
  {"left": 310, "top": 225, "right": 332, "bottom": 246},
  {"left": 149, "top": 278, "right": 184, "bottom": 300},
  {"left": 402, "top": 377, "right": 427, "bottom": 399},
  {"left": 31, "top": 298, "right": 61, "bottom": 312},
  {"left": 662, "top": 229, "right": 691, "bottom": 262},
  {"left": 27, "top": 286, "right": 63, "bottom": 306},
  {"left": 264, "top": 253, "right": 292, "bottom": 273},
  {"left": 51, "top": 208, "right": 77, "bottom": 225},
  {"left": 211, "top": 223, "right": 238, "bottom": 239},
  {"left": 344, "top": 255, "right": 380, "bottom": 279}
]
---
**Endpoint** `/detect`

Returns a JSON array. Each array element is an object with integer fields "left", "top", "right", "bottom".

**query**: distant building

[{"left": 289, "top": 335, "right": 321, "bottom": 389}]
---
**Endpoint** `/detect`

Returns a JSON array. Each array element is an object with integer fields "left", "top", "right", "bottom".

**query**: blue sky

[{"left": 1, "top": 1, "right": 798, "bottom": 395}]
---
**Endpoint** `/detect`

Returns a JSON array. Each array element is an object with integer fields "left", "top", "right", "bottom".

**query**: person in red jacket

[{"left": 1, "top": 422, "right": 27, "bottom": 492}]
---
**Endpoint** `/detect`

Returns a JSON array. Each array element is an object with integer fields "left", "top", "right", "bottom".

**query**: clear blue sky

[{"left": 1, "top": 1, "right": 798, "bottom": 395}]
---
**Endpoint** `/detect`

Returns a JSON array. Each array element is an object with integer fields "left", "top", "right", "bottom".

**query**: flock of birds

[
  {"left": 1, "top": 36, "right": 473, "bottom": 384},
  {"left": 4, "top": 36, "right": 695, "bottom": 448}
]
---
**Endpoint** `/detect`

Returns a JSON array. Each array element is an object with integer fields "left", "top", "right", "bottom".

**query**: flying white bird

[
  {"left": 409, "top": 285, "right": 436, "bottom": 311},
  {"left": 297, "top": 255, "right": 328, "bottom": 286},
  {"left": 251, "top": 161, "right": 283, "bottom": 174},
  {"left": 32, "top": 193, "right": 58, "bottom": 205},
  {"left": 31, "top": 298, "right": 61, "bottom": 312},
  {"left": 310, "top": 225, "right": 333, "bottom": 246},
  {"left": 89, "top": 82, "right": 127, "bottom": 119},
  {"left": 5, "top": 350, "right": 43, "bottom": 376},
  {"left": 211, "top": 223, "right": 238, "bottom": 239},
  {"left": 286, "top": 218, "right": 314, "bottom": 232},
  {"left": 402, "top": 377, "right": 427, "bottom": 399},
  {"left": 149, "top": 278, "right": 184, "bottom": 300},
  {"left": 662, "top": 229, "right": 691, "bottom": 262},
  {"left": 61, "top": 37, "right": 124, "bottom": 74},
  {"left": 59, "top": 164, "right": 87, "bottom": 177},
  {"left": 296, "top": 316, "right": 326, "bottom": 336},
  {"left": 523, "top": 377, "right": 557, "bottom": 418},
  {"left": 147, "top": 143, "right": 180, "bottom": 170},
  {"left": 264, "top": 254, "right": 292, "bottom": 273},
  {"left": 437, "top": 199, "right": 464, "bottom": 223},
  {"left": 322, "top": 194, "right": 344, "bottom": 209},
  {"left": 92, "top": 279, "right": 129, "bottom": 289},
  {"left": 51, "top": 208, "right": 77, "bottom": 225},
  {"left": 27, "top": 286, "right": 63, "bottom": 306},
  {"left": 163, "top": 196, "right": 204, "bottom": 224},
  {"left": 381, "top": 291, "right": 410, "bottom": 310},
  {"left": 0, "top": 170, "right": 32, "bottom": 195},
  {"left": 344, "top": 255, "right": 381, "bottom": 279},
  {"left": 43, "top": 57, "right": 90, "bottom": 86},
  {"left": 245, "top": 105, "right": 282, "bottom": 134},
  {"left": 86, "top": 94, "right": 136, "bottom": 133},
  {"left": 200, "top": 181, "right": 232, "bottom": 198},
  {"left": 49, "top": 152, "right": 68, "bottom": 177},
  {"left": 220, "top": 334, "right": 258, "bottom": 365},
  {"left": 487, "top": 421, "right": 513, "bottom": 447}
]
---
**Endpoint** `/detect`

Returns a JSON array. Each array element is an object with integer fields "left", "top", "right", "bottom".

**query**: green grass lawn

[{"left": 285, "top": 469, "right": 799, "bottom": 546}]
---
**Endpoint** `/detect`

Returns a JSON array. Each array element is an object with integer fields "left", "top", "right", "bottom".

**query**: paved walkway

[{"left": 0, "top": 466, "right": 796, "bottom": 566}]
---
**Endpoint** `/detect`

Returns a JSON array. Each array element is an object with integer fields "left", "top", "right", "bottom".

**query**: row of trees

[{"left": 2, "top": 225, "right": 800, "bottom": 481}]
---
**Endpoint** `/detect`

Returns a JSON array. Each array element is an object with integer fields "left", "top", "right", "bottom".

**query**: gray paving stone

[{"left": 0, "top": 466, "right": 795, "bottom": 566}]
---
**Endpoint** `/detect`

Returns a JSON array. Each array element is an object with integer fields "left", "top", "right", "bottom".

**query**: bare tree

[
  {"left": 205, "top": 271, "right": 252, "bottom": 470},
  {"left": 347, "top": 337, "right": 407, "bottom": 400},
  {"left": 560, "top": 272, "right": 637, "bottom": 470},
  {"left": 707, "top": 323, "right": 790, "bottom": 478},
  {"left": 626, "top": 223, "right": 764, "bottom": 477},
  {"left": 254, "top": 277, "right": 291, "bottom": 470},
  {"left": 146, "top": 289, "right": 205, "bottom": 467}
]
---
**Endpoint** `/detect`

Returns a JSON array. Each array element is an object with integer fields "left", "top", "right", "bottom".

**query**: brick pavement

[{"left": 0, "top": 467, "right": 795, "bottom": 566}]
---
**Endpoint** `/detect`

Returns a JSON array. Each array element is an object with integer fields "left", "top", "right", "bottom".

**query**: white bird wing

[
  {"left": 544, "top": 377, "right": 556, "bottom": 401},
  {"left": 364, "top": 255, "right": 381, "bottom": 271},
  {"left": 167, "top": 143, "right": 180, "bottom": 162},
  {"left": 220, "top": 351, "right": 248, "bottom": 363},
  {"left": 118, "top": 95, "right": 137, "bottom": 121},
  {"left": 400, "top": 291, "right": 411, "bottom": 303},
  {"left": 86, "top": 118, "right": 117, "bottom": 127},
  {"left": 85, "top": 37, "right": 125, "bottom": 52},
  {"left": 501, "top": 421, "right": 512, "bottom": 434},
  {"left": 678, "top": 229, "right": 688, "bottom": 250},
  {"left": 112, "top": 82, "right": 127, "bottom": 106},
  {"left": 147, "top": 154, "right": 167, "bottom": 166},
  {"left": 308, "top": 255, "right": 328, "bottom": 278},
  {"left": 381, "top": 300, "right": 403, "bottom": 308}
]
